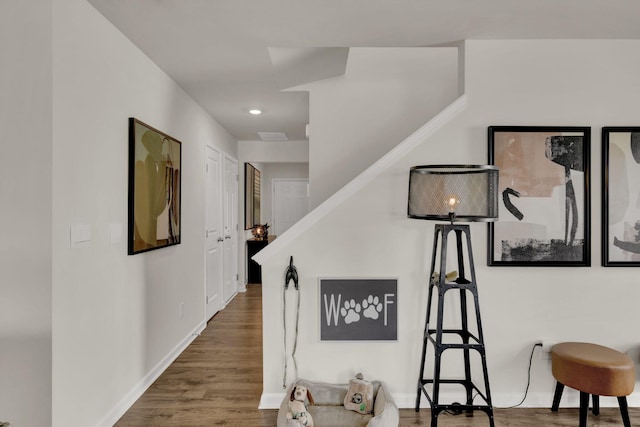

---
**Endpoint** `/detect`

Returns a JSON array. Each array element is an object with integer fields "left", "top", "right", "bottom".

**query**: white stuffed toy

[{"left": 286, "top": 384, "right": 314, "bottom": 427}]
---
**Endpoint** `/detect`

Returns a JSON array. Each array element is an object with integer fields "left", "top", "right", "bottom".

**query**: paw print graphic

[
  {"left": 340, "top": 299, "right": 361, "bottom": 324},
  {"left": 362, "top": 295, "right": 383, "bottom": 320}
]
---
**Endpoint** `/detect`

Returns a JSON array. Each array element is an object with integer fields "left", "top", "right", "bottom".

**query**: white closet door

[
  {"left": 223, "top": 154, "right": 238, "bottom": 303},
  {"left": 272, "top": 179, "right": 309, "bottom": 236},
  {"left": 205, "top": 145, "right": 223, "bottom": 319}
]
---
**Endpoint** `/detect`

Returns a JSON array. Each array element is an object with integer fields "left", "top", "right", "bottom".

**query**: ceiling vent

[{"left": 258, "top": 132, "right": 288, "bottom": 141}]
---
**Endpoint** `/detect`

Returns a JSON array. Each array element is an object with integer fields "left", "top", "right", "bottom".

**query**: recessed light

[{"left": 249, "top": 109, "right": 262, "bottom": 115}]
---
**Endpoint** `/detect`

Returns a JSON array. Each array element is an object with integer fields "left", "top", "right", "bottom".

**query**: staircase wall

[
  {"left": 260, "top": 40, "right": 640, "bottom": 408},
  {"left": 303, "top": 47, "right": 459, "bottom": 208}
]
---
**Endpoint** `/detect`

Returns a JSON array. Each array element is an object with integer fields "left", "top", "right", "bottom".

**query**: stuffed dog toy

[
  {"left": 344, "top": 373, "right": 373, "bottom": 414},
  {"left": 286, "top": 384, "right": 314, "bottom": 427}
]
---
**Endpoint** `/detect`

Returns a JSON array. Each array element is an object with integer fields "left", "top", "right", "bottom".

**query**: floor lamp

[{"left": 408, "top": 164, "right": 499, "bottom": 427}]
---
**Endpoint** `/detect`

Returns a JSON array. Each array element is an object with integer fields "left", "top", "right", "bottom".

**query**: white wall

[
  {"left": 238, "top": 140, "right": 309, "bottom": 164},
  {"left": 260, "top": 40, "right": 640, "bottom": 409},
  {"left": 303, "top": 47, "right": 459, "bottom": 208},
  {"left": 0, "top": 1, "right": 52, "bottom": 426},
  {"left": 51, "top": 1, "right": 237, "bottom": 425}
]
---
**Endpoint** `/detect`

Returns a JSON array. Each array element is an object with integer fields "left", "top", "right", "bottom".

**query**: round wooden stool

[{"left": 551, "top": 342, "right": 635, "bottom": 427}]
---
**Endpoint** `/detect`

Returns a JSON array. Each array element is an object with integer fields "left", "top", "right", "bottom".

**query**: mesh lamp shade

[{"left": 408, "top": 165, "right": 499, "bottom": 222}]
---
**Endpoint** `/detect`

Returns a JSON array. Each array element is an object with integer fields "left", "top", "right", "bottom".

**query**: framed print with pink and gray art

[{"left": 488, "top": 126, "right": 591, "bottom": 266}]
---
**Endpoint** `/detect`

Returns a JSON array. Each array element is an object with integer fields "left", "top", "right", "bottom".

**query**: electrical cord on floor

[
  {"left": 444, "top": 402, "right": 464, "bottom": 416},
  {"left": 498, "top": 342, "right": 543, "bottom": 409},
  {"left": 442, "top": 342, "right": 543, "bottom": 415}
]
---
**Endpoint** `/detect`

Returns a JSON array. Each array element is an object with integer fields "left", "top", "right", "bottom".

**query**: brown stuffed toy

[
  {"left": 344, "top": 373, "right": 374, "bottom": 414},
  {"left": 286, "top": 384, "right": 315, "bottom": 427}
]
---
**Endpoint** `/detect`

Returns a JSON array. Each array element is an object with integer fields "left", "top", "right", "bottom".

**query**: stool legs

[
  {"left": 579, "top": 391, "right": 589, "bottom": 427},
  {"left": 551, "top": 381, "right": 633, "bottom": 427},
  {"left": 552, "top": 382, "right": 564, "bottom": 412},
  {"left": 618, "top": 396, "right": 632, "bottom": 427}
]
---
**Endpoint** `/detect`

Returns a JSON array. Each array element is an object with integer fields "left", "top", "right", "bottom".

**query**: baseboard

[
  {"left": 259, "top": 392, "right": 286, "bottom": 409},
  {"left": 96, "top": 321, "right": 206, "bottom": 426},
  {"left": 494, "top": 390, "right": 640, "bottom": 409},
  {"left": 260, "top": 390, "right": 640, "bottom": 410}
]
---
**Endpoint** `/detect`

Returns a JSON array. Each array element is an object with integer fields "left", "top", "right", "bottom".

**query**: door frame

[
  {"left": 222, "top": 153, "right": 240, "bottom": 302},
  {"left": 204, "top": 144, "right": 224, "bottom": 320}
]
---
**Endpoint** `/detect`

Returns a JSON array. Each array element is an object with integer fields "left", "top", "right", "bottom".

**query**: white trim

[
  {"left": 260, "top": 389, "right": 640, "bottom": 410},
  {"left": 259, "top": 392, "right": 287, "bottom": 409},
  {"left": 223, "top": 152, "right": 241, "bottom": 303},
  {"left": 253, "top": 94, "right": 467, "bottom": 265},
  {"left": 396, "top": 390, "right": 640, "bottom": 409},
  {"left": 96, "top": 321, "right": 206, "bottom": 427},
  {"left": 204, "top": 143, "right": 223, "bottom": 322}
]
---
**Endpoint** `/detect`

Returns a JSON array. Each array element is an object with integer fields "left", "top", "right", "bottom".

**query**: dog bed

[{"left": 277, "top": 378, "right": 399, "bottom": 427}]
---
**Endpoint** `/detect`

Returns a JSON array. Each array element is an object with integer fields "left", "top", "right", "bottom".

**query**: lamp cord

[
  {"left": 446, "top": 342, "right": 542, "bottom": 414},
  {"left": 499, "top": 342, "right": 543, "bottom": 409}
]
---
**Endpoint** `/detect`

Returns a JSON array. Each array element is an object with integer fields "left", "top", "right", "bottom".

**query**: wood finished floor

[{"left": 116, "top": 284, "right": 640, "bottom": 426}]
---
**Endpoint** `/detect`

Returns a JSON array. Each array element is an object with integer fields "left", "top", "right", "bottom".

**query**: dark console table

[{"left": 247, "top": 235, "right": 276, "bottom": 283}]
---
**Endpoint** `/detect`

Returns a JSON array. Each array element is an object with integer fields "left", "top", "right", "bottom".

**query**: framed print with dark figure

[{"left": 602, "top": 127, "right": 640, "bottom": 266}]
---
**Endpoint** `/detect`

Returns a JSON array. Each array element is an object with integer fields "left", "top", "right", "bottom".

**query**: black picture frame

[
  {"left": 602, "top": 127, "right": 640, "bottom": 266},
  {"left": 128, "top": 118, "right": 182, "bottom": 255},
  {"left": 488, "top": 126, "right": 591, "bottom": 266},
  {"left": 244, "top": 163, "right": 261, "bottom": 230}
]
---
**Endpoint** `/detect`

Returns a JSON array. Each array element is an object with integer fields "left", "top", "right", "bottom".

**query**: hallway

[{"left": 115, "top": 284, "right": 277, "bottom": 426}]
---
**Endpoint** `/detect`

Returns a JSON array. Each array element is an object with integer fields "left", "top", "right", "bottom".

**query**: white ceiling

[{"left": 88, "top": 0, "right": 640, "bottom": 141}]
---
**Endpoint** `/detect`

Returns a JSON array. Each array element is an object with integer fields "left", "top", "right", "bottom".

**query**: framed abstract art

[
  {"left": 128, "top": 118, "right": 181, "bottom": 255},
  {"left": 602, "top": 127, "right": 640, "bottom": 266},
  {"left": 488, "top": 126, "right": 591, "bottom": 266},
  {"left": 244, "top": 163, "right": 261, "bottom": 230}
]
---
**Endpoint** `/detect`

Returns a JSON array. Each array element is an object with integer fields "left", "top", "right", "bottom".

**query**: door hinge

[
  {"left": 236, "top": 273, "right": 239, "bottom": 281},
  {"left": 206, "top": 164, "right": 209, "bottom": 172}
]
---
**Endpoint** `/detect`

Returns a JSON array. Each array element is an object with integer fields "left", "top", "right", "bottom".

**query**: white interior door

[
  {"left": 223, "top": 154, "right": 239, "bottom": 303},
  {"left": 272, "top": 179, "right": 309, "bottom": 236},
  {"left": 205, "top": 146, "right": 224, "bottom": 320}
]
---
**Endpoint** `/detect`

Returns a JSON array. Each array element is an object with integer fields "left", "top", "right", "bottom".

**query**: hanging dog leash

[{"left": 282, "top": 256, "right": 300, "bottom": 389}]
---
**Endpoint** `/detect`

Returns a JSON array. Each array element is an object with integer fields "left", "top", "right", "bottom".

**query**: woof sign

[{"left": 319, "top": 278, "right": 397, "bottom": 341}]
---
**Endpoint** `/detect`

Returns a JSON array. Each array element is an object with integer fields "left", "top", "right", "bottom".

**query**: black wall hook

[{"left": 284, "top": 256, "right": 298, "bottom": 290}]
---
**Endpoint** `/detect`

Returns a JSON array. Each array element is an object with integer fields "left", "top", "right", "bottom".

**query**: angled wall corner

[
  {"left": 304, "top": 46, "right": 460, "bottom": 208},
  {"left": 268, "top": 47, "right": 350, "bottom": 90}
]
